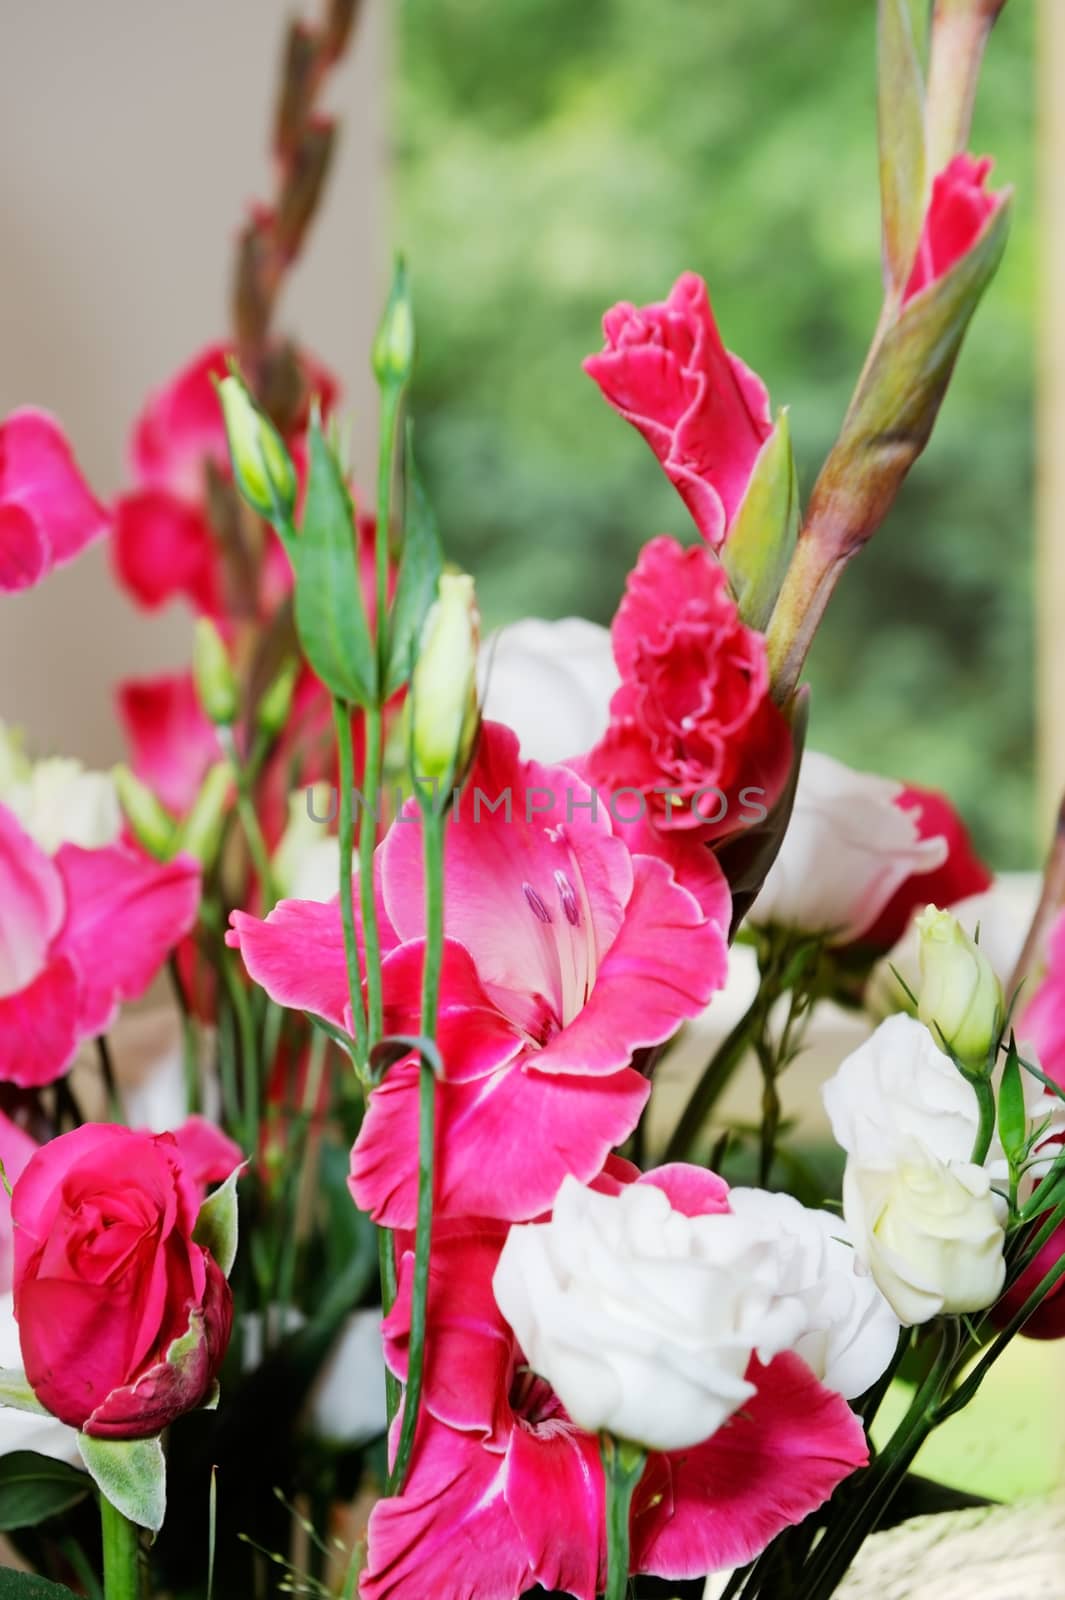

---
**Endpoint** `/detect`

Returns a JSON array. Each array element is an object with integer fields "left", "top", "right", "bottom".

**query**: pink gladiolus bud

[{"left": 903, "top": 154, "right": 1005, "bottom": 304}]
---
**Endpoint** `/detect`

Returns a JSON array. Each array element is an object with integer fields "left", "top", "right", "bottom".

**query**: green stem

[
  {"left": 100, "top": 1495, "right": 144, "bottom": 1600},
  {"left": 376, "top": 384, "right": 401, "bottom": 667},
  {"left": 387, "top": 804, "right": 444, "bottom": 1490},
  {"left": 218, "top": 726, "right": 278, "bottom": 911},
  {"left": 168, "top": 954, "right": 200, "bottom": 1116},
  {"left": 222, "top": 955, "right": 259, "bottom": 1158},
  {"left": 333, "top": 700, "right": 369, "bottom": 1069},
  {"left": 359, "top": 703, "right": 385, "bottom": 1046},
  {"left": 600, "top": 1435, "right": 646, "bottom": 1600},
  {"left": 661, "top": 992, "right": 763, "bottom": 1164},
  {"left": 968, "top": 1072, "right": 996, "bottom": 1167}
]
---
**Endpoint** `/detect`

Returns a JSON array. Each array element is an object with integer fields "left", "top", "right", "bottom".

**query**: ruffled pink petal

[
  {"left": 0, "top": 408, "right": 108, "bottom": 569},
  {"left": 351, "top": 1055, "right": 649, "bottom": 1227},
  {"left": 229, "top": 898, "right": 354, "bottom": 1030},
  {"left": 384, "top": 1222, "right": 513, "bottom": 1444},
  {"left": 129, "top": 343, "right": 234, "bottom": 495},
  {"left": 53, "top": 844, "right": 201, "bottom": 1035},
  {"left": 382, "top": 722, "right": 633, "bottom": 1004},
  {"left": 584, "top": 273, "right": 771, "bottom": 547},
  {"left": 637, "top": 1163, "right": 730, "bottom": 1218},
  {"left": 635, "top": 1351, "right": 868, "bottom": 1580},
  {"left": 534, "top": 854, "right": 728, "bottom": 1076},
  {"left": 505, "top": 1420, "right": 604, "bottom": 1600},
  {"left": 613, "top": 805, "right": 733, "bottom": 927},
  {"left": 0, "top": 502, "right": 48, "bottom": 592},
  {"left": 111, "top": 488, "right": 220, "bottom": 614},
  {"left": 361, "top": 1420, "right": 533, "bottom": 1600},
  {"left": 115, "top": 671, "right": 221, "bottom": 814},
  {"left": 0, "top": 955, "right": 82, "bottom": 1089}
]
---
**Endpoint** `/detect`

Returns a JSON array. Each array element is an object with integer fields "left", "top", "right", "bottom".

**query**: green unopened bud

[
  {"left": 112, "top": 765, "right": 178, "bottom": 860},
  {"left": 217, "top": 373, "right": 298, "bottom": 519},
  {"left": 411, "top": 572, "right": 479, "bottom": 783},
  {"left": 176, "top": 762, "right": 234, "bottom": 868},
  {"left": 916, "top": 906, "right": 1003, "bottom": 1071},
  {"left": 193, "top": 619, "right": 240, "bottom": 727},
  {"left": 257, "top": 657, "right": 300, "bottom": 738},
  {"left": 371, "top": 259, "right": 415, "bottom": 388}
]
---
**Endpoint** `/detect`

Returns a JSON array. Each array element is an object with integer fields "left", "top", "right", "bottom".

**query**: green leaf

[
  {"left": 193, "top": 1164, "right": 242, "bottom": 1278},
  {"left": 722, "top": 409, "right": 799, "bottom": 629},
  {"left": 0, "top": 1369, "right": 48, "bottom": 1417},
  {"left": 997, "top": 1035, "right": 1027, "bottom": 1167},
  {"left": 77, "top": 1434, "right": 165, "bottom": 1534},
  {"left": 878, "top": 0, "right": 926, "bottom": 292},
  {"left": 0, "top": 1572, "right": 78, "bottom": 1598},
  {"left": 0, "top": 1452, "right": 90, "bottom": 1531},
  {"left": 292, "top": 421, "right": 377, "bottom": 707},
  {"left": 383, "top": 433, "right": 444, "bottom": 700}
]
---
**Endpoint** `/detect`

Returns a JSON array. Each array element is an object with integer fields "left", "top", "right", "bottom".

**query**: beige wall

[{"left": 0, "top": 0, "right": 386, "bottom": 765}]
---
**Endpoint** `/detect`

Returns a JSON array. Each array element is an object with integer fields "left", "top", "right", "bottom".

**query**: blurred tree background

[{"left": 394, "top": 0, "right": 1035, "bottom": 867}]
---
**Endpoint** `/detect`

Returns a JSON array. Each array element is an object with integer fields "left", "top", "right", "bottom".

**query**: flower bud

[
  {"left": 844, "top": 1154, "right": 1006, "bottom": 1325},
  {"left": 410, "top": 572, "right": 480, "bottom": 784},
  {"left": 371, "top": 259, "right": 415, "bottom": 389},
  {"left": 112, "top": 764, "right": 178, "bottom": 860},
  {"left": 256, "top": 657, "right": 300, "bottom": 738},
  {"left": 176, "top": 762, "right": 234, "bottom": 868},
  {"left": 217, "top": 373, "right": 297, "bottom": 520},
  {"left": 193, "top": 620, "right": 239, "bottom": 728},
  {"left": 916, "top": 905, "right": 1002, "bottom": 1070}
]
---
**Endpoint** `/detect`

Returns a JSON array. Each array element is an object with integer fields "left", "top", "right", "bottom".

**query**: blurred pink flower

[
  {"left": 0, "top": 802, "right": 200, "bottom": 1087},
  {"left": 584, "top": 272, "right": 772, "bottom": 548},
  {"left": 0, "top": 409, "right": 109, "bottom": 593}
]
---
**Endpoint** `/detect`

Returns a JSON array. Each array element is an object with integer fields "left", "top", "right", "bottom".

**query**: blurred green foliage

[{"left": 395, "top": 0, "right": 1035, "bottom": 866}]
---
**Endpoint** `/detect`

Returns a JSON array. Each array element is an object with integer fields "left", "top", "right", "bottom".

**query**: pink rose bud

[
  {"left": 584, "top": 272, "right": 774, "bottom": 550},
  {"left": 11, "top": 1125, "right": 235, "bottom": 1438}
]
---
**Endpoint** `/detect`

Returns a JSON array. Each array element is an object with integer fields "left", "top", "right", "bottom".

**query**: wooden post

[{"left": 1037, "top": 0, "right": 1065, "bottom": 834}]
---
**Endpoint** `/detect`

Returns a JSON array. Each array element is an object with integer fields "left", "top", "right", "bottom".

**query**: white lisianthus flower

[
  {"left": 0, "top": 723, "right": 121, "bottom": 853},
  {"left": 273, "top": 786, "right": 342, "bottom": 903},
  {"left": 478, "top": 617, "right": 619, "bottom": 765},
  {"left": 727, "top": 1189, "right": 900, "bottom": 1399},
  {"left": 748, "top": 752, "right": 947, "bottom": 946},
  {"left": 493, "top": 1176, "right": 817, "bottom": 1454},
  {"left": 844, "top": 1155, "right": 1006, "bottom": 1324}
]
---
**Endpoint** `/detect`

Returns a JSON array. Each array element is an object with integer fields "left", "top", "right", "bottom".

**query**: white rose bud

[
  {"left": 411, "top": 573, "right": 480, "bottom": 785},
  {"left": 217, "top": 373, "right": 297, "bottom": 521},
  {"left": 492, "top": 1176, "right": 808, "bottom": 1455},
  {"left": 843, "top": 1154, "right": 1006, "bottom": 1325},
  {"left": 916, "top": 906, "right": 1003, "bottom": 1070}
]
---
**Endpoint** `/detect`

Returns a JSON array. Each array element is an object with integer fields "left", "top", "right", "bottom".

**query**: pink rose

[
  {"left": 586, "top": 536, "right": 791, "bottom": 838},
  {"left": 904, "top": 154, "right": 1006, "bottom": 304},
  {"left": 11, "top": 1124, "right": 234, "bottom": 1437},
  {"left": 584, "top": 272, "right": 773, "bottom": 548}
]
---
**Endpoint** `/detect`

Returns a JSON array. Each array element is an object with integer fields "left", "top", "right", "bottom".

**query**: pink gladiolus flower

[
  {"left": 361, "top": 1163, "right": 868, "bottom": 1600},
  {"left": 111, "top": 340, "right": 339, "bottom": 617},
  {"left": 116, "top": 671, "right": 222, "bottom": 815},
  {"left": 860, "top": 782, "right": 991, "bottom": 952},
  {"left": 903, "top": 155, "right": 1006, "bottom": 304},
  {"left": 0, "top": 410, "right": 109, "bottom": 593},
  {"left": 584, "top": 272, "right": 773, "bottom": 548},
  {"left": 230, "top": 723, "right": 730, "bottom": 1225},
  {"left": 0, "top": 802, "right": 201, "bottom": 1088},
  {"left": 586, "top": 536, "right": 791, "bottom": 840}
]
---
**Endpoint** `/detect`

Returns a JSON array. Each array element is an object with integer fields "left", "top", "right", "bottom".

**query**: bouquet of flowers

[{"left": 1, "top": 1, "right": 1060, "bottom": 1597}]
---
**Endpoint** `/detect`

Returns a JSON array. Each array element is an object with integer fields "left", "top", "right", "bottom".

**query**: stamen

[
  {"left": 523, "top": 882, "right": 552, "bottom": 923},
  {"left": 554, "top": 870, "right": 580, "bottom": 927}
]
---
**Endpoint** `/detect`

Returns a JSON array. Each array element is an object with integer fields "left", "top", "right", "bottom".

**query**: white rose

[
  {"left": 748, "top": 752, "right": 947, "bottom": 945},
  {"left": 479, "top": 617, "right": 619, "bottom": 765},
  {"left": 844, "top": 1154, "right": 1006, "bottom": 1324},
  {"left": 492, "top": 1176, "right": 809, "bottom": 1454},
  {"left": 727, "top": 1189, "right": 900, "bottom": 1400},
  {"left": 273, "top": 787, "right": 342, "bottom": 903}
]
